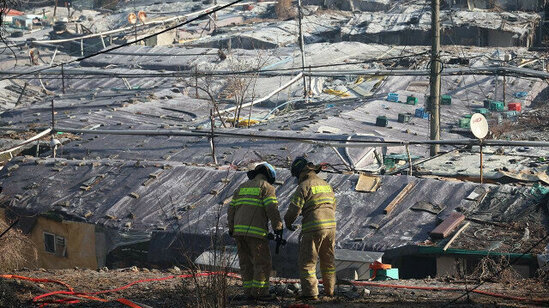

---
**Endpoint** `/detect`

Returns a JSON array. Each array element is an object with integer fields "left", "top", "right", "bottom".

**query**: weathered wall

[
  {"left": 345, "top": 27, "right": 531, "bottom": 47},
  {"left": 29, "top": 217, "right": 99, "bottom": 269},
  {"left": 448, "top": 0, "right": 543, "bottom": 11},
  {"left": 302, "top": 0, "right": 390, "bottom": 11},
  {"left": 144, "top": 30, "right": 178, "bottom": 46},
  {"left": 436, "top": 255, "right": 460, "bottom": 276}
]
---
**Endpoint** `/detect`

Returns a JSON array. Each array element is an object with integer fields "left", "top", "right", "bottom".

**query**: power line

[{"left": 0, "top": 0, "right": 247, "bottom": 82}]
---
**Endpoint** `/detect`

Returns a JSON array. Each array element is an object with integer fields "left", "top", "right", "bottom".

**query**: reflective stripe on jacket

[
  {"left": 284, "top": 171, "right": 336, "bottom": 233},
  {"left": 227, "top": 174, "right": 283, "bottom": 239}
]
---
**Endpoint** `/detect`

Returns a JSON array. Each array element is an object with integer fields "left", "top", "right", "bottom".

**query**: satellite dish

[
  {"left": 128, "top": 12, "right": 137, "bottom": 24},
  {"left": 138, "top": 11, "right": 147, "bottom": 24},
  {"left": 470, "top": 113, "right": 489, "bottom": 139}
]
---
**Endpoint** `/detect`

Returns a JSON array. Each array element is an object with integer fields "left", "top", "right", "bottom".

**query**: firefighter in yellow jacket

[
  {"left": 227, "top": 162, "right": 283, "bottom": 300},
  {"left": 284, "top": 157, "right": 336, "bottom": 300}
]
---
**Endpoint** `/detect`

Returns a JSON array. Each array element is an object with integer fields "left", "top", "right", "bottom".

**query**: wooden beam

[
  {"left": 383, "top": 182, "right": 416, "bottom": 214},
  {"left": 443, "top": 221, "right": 471, "bottom": 251},
  {"left": 430, "top": 212, "right": 465, "bottom": 239},
  {"left": 15, "top": 83, "right": 28, "bottom": 106}
]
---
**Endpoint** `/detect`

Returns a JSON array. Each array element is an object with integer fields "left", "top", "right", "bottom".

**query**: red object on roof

[
  {"left": 6, "top": 8, "right": 24, "bottom": 16},
  {"left": 508, "top": 102, "right": 522, "bottom": 111}
]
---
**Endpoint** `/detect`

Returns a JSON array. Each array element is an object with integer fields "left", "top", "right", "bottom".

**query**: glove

[
  {"left": 286, "top": 224, "right": 296, "bottom": 231},
  {"left": 274, "top": 229, "right": 283, "bottom": 237},
  {"left": 228, "top": 229, "right": 234, "bottom": 237}
]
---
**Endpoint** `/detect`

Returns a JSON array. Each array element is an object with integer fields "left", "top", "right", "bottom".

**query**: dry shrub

[
  {"left": 489, "top": 121, "right": 514, "bottom": 138},
  {"left": 536, "top": 268, "right": 549, "bottom": 284},
  {"left": 0, "top": 219, "right": 37, "bottom": 272},
  {"left": 469, "top": 256, "right": 521, "bottom": 283},
  {"left": 179, "top": 271, "right": 230, "bottom": 308},
  {"left": 275, "top": 0, "right": 296, "bottom": 20}
]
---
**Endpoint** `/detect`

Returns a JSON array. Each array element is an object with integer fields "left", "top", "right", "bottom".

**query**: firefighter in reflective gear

[
  {"left": 227, "top": 162, "right": 283, "bottom": 300},
  {"left": 284, "top": 157, "right": 336, "bottom": 300}
]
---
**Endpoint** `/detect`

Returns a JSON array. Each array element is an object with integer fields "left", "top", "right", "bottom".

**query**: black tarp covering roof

[{"left": 1, "top": 155, "right": 545, "bottom": 273}]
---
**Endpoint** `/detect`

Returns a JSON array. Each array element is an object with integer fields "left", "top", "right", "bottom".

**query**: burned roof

[{"left": 1, "top": 156, "right": 545, "bottom": 258}]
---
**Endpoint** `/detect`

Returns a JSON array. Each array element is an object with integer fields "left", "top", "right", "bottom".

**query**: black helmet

[
  {"left": 290, "top": 156, "right": 308, "bottom": 178},
  {"left": 247, "top": 162, "right": 276, "bottom": 184}
]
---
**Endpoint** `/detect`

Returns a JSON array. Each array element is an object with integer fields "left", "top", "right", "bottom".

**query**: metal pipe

[
  {"left": 297, "top": 0, "right": 308, "bottom": 100},
  {"left": 406, "top": 144, "right": 413, "bottom": 176},
  {"left": 210, "top": 109, "right": 217, "bottom": 165},
  {"left": 2, "top": 66, "right": 548, "bottom": 80},
  {"left": 479, "top": 144, "right": 484, "bottom": 184},
  {"left": 331, "top": 146, "right": 352, "bottom": 170},
  {"left": 218, "top": 73, "right": 303, "bottom": 115},
  {"left": 48, "top": 127, "right": 549, "bottom": 148},
  {"left": 0, "top": 128, "right": 52, "bottom": 156}
]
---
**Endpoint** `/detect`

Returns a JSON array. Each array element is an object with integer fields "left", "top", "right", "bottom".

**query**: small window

[
  {"left": 43, "top": 232, "right": 67, "bottom": 257},
  {"left": 44, "top": 232, "right": 55, "bottom": 253}
]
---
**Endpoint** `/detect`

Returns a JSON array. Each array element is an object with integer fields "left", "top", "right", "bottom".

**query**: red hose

[
  {"left": 0, "top": 274, "right": 74, "bottom": 292},
  {"left": 2, "top": 271, "right": 548, "bottom": 307}
]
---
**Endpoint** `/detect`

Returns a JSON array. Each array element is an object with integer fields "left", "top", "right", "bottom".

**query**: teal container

[
  {"left": 371, "top": 268, "right": 399, "bottom": 281},
  {"left": 489, "top": 101, "right": 504, "bottom": 111},
  {"left": 474, "top": 108, "right": 489, "bottom": 115},
  {"left": 376, "top": 116, "right": 388, "bottom": 127},
  {"left": 383, "top": 158, "right": 395, "bottom": 169},
  {"left": 441, "top": 95, "right": 452, "bottom": 105},
  {"left": 406, "top": 96, "right": 418, "bottom": 105}
]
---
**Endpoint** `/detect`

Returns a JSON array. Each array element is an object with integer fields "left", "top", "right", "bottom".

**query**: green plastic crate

[
  {"left": 383, "top": 158, "right": 395, "bottom": 169},
  {"left": 489, "top": 101, "right": 504, "bottom": 111},
  {"left": 371, "top": 268, "right": 399, "bottom": 281},
  {"left": 376, "top": 116, "right": 388, "bottom": 127},
  {"left": 441, "top": 95, "right": 452, "bottom": 105},
  {"left": 474, "top": 108, "right": 489, "bottom": 115},
  {"left": 406, "top": 96, "right": 418, "bottom": 105},
  {"left": 397, "top": 113, "right": 412, "bottom": 123},
  {"left": 459, "top": 118, "right": 471, "bottom": 129}
]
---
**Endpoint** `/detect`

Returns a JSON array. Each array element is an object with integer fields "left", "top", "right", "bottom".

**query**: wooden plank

[
  {"left": 355, "top": 174, "right": 381, "bottom": 192},
  {"left": 430, "top": 212, "right": 466, "bottom": 239},
  {"left": 443, "top": 221, "right": 471, "bottom": 251},
  {"left": 383, "top": 182, "right": 416, "bottom": 214}
]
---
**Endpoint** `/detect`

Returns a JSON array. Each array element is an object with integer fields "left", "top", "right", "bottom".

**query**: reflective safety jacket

[
  {"left": 284, "top": 170, "right": 336, "bottom": 233},
  {"left": 227, "top": 174, "right": 283, "bottom": 239}
]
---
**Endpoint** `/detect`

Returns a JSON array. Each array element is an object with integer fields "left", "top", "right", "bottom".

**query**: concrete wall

[
  {"left": 333, "top": 260, "right": 372, "bottom": 280},
  {"left": 436, "top": 256, "right": 465, "bottom": 277},
  {"left": 30, "top": 217, "right": 100, "bottom": 269},
  {"left": 144, "top": 30, "right": 177, "bottom": 46}
]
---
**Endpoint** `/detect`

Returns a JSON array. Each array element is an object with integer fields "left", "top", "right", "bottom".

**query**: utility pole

[
  {"left": 429, "top": 0, "right": 441, "bottom": 156},
  {"left": 214, "top": 0, "right": 218, "bottom": 21},
  {"left": 297, "top": 0, "right": 308, "bottom": 101},
  {"left": 61, "top": 64, "right": 66, "bottom": 94}
]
